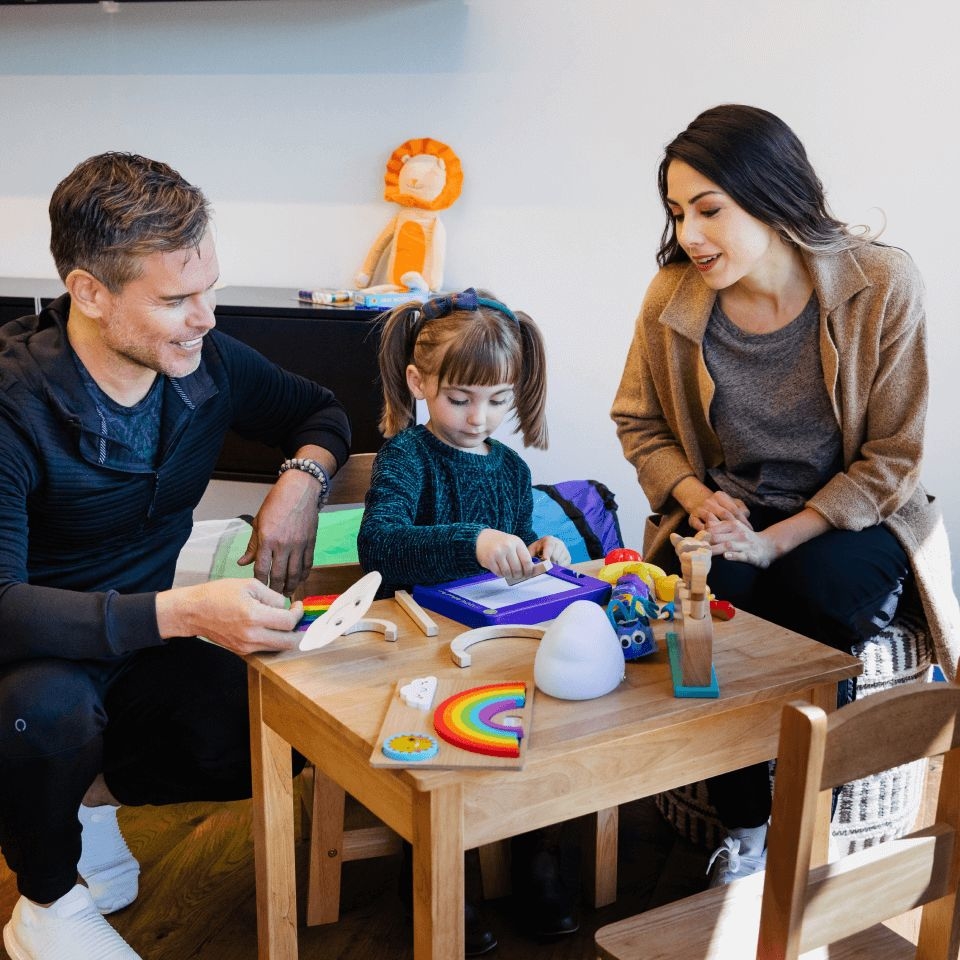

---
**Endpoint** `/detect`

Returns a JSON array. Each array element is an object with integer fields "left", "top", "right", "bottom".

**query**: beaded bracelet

[{"left": 278, "top": 457, "right": 330, "bottom": 507}]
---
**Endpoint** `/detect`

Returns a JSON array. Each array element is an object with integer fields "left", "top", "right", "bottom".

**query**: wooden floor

[{"left": 0, "top": 762, "right": 939, "bottom": 959}]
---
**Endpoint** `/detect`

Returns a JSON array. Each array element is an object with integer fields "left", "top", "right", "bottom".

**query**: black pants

[
  {"left": 0, "top": 637, "right": 298, "bottom": 904},
  {"left": 673, "top": 504, "right": 909, "bottom": 830}
]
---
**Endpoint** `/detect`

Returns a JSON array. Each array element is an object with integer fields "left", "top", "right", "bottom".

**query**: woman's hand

[
  {"left": 528, "top": 535, "right": 572, "bottom": 566},
  {"left": 671, "top": 477, "right": 751, "bottom": 533},
  {"left": 705, "top": 507, "right": 832, "bottom": 570},
  {"left": 704, "top": 517, "right": 778, "bottom": 569},
  {"left": 689, "top": 490, "right": 751, "bottom": 532},
  {"left": 476, "top": 528, "right": 534, "bottom": 580}
]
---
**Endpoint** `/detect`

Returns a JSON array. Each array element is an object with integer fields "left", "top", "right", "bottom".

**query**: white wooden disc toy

[{"left": 300, "top": 571, "right": 383, "bottom": 651}]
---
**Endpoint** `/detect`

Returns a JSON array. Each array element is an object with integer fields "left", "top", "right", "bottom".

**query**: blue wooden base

[{"left": 666, "top": 631, "right": 719, "bottom": 698}]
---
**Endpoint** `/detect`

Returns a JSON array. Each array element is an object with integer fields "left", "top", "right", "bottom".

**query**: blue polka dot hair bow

[{"left": 422, "top": 287, "right": 517, "bottom": 323}]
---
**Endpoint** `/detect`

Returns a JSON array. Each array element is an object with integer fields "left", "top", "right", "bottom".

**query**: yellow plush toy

[
  {"left": 354, "top": 137, "right": 463, "bottom": 294},
  {"left": 597, "top": 560, "right": 669, "bottom": 598}
]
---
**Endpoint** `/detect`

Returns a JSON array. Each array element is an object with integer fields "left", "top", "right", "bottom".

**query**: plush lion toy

[{"left": 354, "top": 137, "right": 463, "bottom": 294}]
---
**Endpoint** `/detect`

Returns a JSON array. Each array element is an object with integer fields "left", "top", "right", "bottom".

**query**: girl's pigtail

[
  {"left": 512, "top": 309, "right": 549, "bottom": 449},
  {"left": 377, "top": 302, "right": 425, "bottom": 436}
]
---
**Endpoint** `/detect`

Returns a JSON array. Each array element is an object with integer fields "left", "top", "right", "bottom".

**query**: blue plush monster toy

[{"left": 606, "top": 572, "right": 659, "bottom": 660}]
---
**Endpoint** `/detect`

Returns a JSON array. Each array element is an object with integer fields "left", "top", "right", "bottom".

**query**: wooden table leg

[
  {"left": 477, "top": 840, "right": 511, "bottom": 901},
  {"left": 583, "top": 805, "right": 619, "bottom": 907},
  {"left": 306, "top": 769, "right": 347, "bottom": 926},
  {"left": 412, "top": 783, "right": 464, "bottom": 960},
  {"left": 249, "top": 667, "right": 298, "bottom": 960}
]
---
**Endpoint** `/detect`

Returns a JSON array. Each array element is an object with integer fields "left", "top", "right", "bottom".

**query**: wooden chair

[{"left": 595, "top": 681, "right": 960, "bottom": 960}]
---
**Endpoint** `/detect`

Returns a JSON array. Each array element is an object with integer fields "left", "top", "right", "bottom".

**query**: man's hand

[
  {"left": 476, "top": 528, "right": 534, "bottom": 581},
  {"left": 156, "top": 578, "right": 304, "bottom": 655},
  {"left": 236, "top": 469, "right": 319, "bottom": 596}
]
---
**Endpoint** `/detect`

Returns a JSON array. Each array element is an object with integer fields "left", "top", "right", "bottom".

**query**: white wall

[{"left": 2, "top": 0, "right": 958, "bottom": 593}]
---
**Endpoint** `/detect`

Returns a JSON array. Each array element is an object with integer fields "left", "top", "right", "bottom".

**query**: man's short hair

[{"left": 49, "top": 152, "right": 211, "bottom": 293}]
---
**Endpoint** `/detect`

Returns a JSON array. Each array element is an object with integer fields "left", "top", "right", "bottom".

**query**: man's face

[{"left": 96, "top": 230, "right": 219, "bottom": 379}]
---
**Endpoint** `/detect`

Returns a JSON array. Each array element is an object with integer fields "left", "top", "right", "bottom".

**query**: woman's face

[{"left": 665, "top": 160, "right": 781, "bottom": 291}]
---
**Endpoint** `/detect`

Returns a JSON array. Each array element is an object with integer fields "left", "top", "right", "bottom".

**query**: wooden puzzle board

[{"left": 370, "top": 674, "right": 534, "bottom": 770}]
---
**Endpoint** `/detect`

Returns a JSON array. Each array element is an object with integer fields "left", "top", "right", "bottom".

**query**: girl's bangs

[{"left": 436, "top": 327, "right": 519, "bottom": 387}]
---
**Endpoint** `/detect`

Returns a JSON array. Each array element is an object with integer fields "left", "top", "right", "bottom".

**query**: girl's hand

[
  {"left": 476, "top": 528, "right": 533, "bottom": 581},
  {"left": 704, "top": 517, "right": 777, "bottom": 569},
  {"left": 528, "top": 535, "right": 571, "bottom": 566},
  {"left": 689, "top": 490, "right": 751, "bottom": 532}
]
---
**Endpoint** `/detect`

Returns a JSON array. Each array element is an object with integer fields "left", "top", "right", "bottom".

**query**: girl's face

[
  {"left": 406, "top": 366, "right": 514, "bottom": 454},
  {"left": 665, "top": 160, "right": 782, "bottom": 292}
]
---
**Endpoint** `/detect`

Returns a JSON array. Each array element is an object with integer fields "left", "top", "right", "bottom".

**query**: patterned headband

[{"left": 420, "top": 287, "right": 518, "bottom": 324}]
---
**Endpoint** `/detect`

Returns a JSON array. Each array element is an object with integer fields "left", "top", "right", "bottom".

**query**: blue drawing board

[{"left": 412, "top": 565, "right": 612, "bottom": 628}]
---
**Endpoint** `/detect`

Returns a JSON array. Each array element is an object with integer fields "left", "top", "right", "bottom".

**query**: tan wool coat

[{"left": 611, "top": 244, "right": 960, "bottom": 679}]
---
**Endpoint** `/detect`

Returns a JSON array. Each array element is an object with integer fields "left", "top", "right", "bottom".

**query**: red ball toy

[{"left": 604, "top": 547, "right": 642, "bottom": 564}]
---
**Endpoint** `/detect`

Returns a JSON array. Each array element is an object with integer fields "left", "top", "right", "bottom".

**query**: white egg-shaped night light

[{"left": 533, "top": 600, "right": 625, "bottom": 700}]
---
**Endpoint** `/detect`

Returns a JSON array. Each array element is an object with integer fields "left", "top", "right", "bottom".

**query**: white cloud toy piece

[{"left": 533, "top": 600, "right": 626, "bottom": 700}]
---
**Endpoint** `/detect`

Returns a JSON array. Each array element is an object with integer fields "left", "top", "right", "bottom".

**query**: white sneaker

[
  {"left": 3, "top": 884, "right": 141, "bottom": 960},
  {"left": 706, "top": 835, "right": 767, "bottom": 887},
  {"left": 78, "top": 804, "right": 140, "bottom": 914}
]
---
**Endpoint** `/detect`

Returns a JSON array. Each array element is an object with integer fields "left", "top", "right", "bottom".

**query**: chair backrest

[
  {"left": 294, "top": 452, "right": 373, "bottom": 599},
  {"left": 759, "top": 683, "right": 960, "bottom": 958},
  {"left": 325, "top": 451, "right": 374, "bottom": 506}
]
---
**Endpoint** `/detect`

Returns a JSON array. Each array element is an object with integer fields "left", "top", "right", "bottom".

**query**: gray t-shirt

[
  {"left": 704, "top": 293, "right": 841, "bottom": 512},
  {"left": 74, "top": 355, "right": 163, "bottom": 467}
]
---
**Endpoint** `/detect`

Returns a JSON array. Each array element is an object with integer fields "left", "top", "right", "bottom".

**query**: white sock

[
  {"left": 77, "top": 804, "right": 140, "bottom": 915},
  {"left": 728, "top": 823, "right": 767, "bottom": 856}
]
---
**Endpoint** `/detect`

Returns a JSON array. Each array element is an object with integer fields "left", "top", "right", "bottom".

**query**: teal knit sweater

[{"left": 357, "top": 425, "right": 536, "bottom": 597}]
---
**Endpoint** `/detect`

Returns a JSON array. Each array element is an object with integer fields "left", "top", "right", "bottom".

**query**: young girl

[
  {"left": 358, "top": 287, "right": 577, "bottom": 954},
  {"left": 358, "top": 286, "right": 570, "bottom": 595}
]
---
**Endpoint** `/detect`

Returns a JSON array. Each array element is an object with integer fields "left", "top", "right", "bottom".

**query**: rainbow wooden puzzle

[
  {"left": 371, "top": 675, "right": 534, "bottom": 769},
  {"left": 296, "top": 594, "right": 339, "bottom": 632},
  {"left": 432, "top": 682, "right": 526, "bottom": 758}
]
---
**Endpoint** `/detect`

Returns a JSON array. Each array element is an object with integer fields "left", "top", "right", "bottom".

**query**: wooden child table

[{"left": 247, "top": 562, "right": 860, "bottom": 960}]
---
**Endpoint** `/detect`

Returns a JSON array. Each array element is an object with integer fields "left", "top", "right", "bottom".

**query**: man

[{"left": 0, "top": 153, "right": 351, "bottom": 960}]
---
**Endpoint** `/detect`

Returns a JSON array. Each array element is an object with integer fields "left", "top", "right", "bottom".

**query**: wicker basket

[{"left": 656, "top": 607, "right": 933, "bottom": 855}]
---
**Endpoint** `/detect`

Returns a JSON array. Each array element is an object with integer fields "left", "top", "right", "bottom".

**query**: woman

[{"left": 611, "top": 103, "right": 960, "bottom": 886}]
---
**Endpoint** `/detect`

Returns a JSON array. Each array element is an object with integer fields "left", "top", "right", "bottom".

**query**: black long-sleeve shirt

[{"left": 0, "top": 294, "right": 350, "bottom": 664}]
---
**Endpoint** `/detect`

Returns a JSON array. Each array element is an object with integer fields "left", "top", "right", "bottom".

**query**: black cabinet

[
  {"left": 0, "top": 277, "right": 65, "bottom": 324},
  {"left": 211, "top": 287, "right": 385, "bottom": 482},
  {"left": 0, "top": 279, "right": 387, "bottom": 483},
  {"left": 0, "top": 297, "right": 36, "bottom": 326}
]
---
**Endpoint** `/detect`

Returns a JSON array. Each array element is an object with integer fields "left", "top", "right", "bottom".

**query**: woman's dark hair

[{"left": 656, "top": 104, "right": 873, "bottom": 267}]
